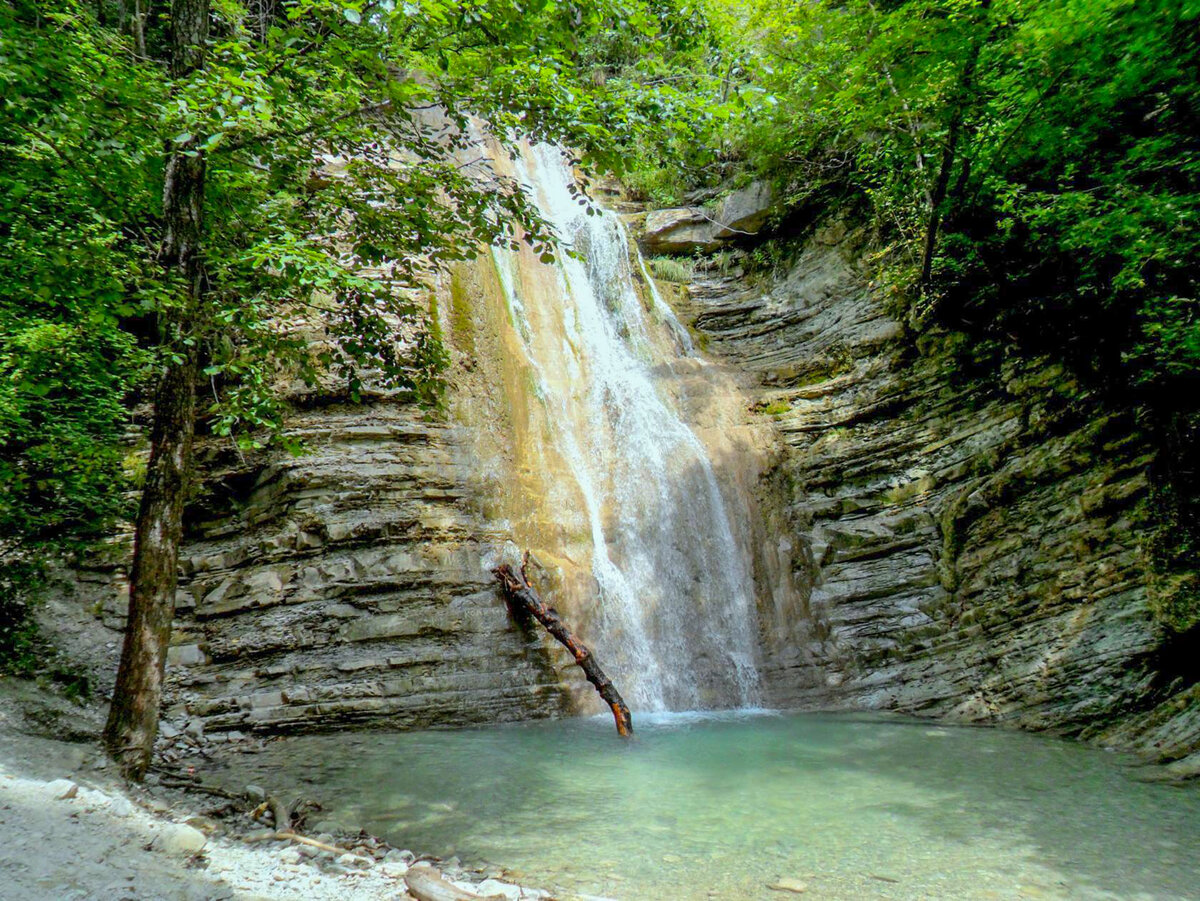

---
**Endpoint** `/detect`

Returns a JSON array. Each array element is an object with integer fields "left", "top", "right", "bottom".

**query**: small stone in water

[{"left": 767, "top": 878, "right": 808, "bottom": 894}]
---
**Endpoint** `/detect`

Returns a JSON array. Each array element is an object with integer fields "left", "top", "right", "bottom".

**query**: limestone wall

[{"left": 665, "top": 215, "right": 1197, "bottom": 764}]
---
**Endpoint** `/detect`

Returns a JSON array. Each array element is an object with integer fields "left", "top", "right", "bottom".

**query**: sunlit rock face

[{"left": 666, "top": 214, "right": 1197, "bottom": 765}]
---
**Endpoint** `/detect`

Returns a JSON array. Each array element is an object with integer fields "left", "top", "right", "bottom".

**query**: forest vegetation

[{"left": 1, "top": 0, "right": 1197, "bottom": 773}]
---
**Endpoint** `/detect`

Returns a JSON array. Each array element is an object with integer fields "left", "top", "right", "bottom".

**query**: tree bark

[
  {"left": 917, "top": 0, "right": 994, "bottom": 302},
  {"left": 493, "top": 558, "right": 633, "bottom": 737},
  {"left": 103, "top": 0, "right": 210, "bottom": 781}
]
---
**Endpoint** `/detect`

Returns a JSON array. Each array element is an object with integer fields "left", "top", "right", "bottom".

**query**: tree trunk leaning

[
  {"left": 103, "top": 0, "right": 211, "bottom": 781},
  {"left": 493, "top": 558, "right": 633, "bottom": 737}
]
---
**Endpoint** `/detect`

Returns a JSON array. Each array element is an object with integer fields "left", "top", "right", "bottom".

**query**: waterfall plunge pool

[{"left": 213, "top": 711, "right": 1199, "bottom": 900}]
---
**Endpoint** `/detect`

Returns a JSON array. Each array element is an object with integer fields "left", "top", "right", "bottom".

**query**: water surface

[{"left": 216, "top": 712, "right": 1200, "bottom": 900}]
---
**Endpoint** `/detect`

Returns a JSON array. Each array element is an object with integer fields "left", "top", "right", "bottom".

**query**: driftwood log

[{"left": 493, "top": 555, "right": 633, "bottom": 737}]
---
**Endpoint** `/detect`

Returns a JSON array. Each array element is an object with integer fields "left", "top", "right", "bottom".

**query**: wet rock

[{"left": 243, "top": 784, "right": 267, "bottom": 802}]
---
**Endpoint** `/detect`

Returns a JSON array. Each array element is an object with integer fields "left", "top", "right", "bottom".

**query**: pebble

[
  {"left": 244, "top": 784, "right": 267, "bottom": 802},
  {"left": 157, "top": 823, "right": 208, "bottom": 855},
  {"left": 477, "top": 878, "right": 522, "bottom": 900},
  {"left": 337, "top": 852, "right": 373, "bottom": 869},
  {"left": 378, "top": 861, "right": 410, "bottom": 878},
  {"left": 184, "top": 719, "right": 204, "bottom": 740},
  {"left": 311, "top": 819, "right": 344, "bottom": 835},
  {"left": 45, "top": 779, "right": 78, "bottom": 801},
  {"left": 108, "top": 797, "right": 134, "bottom": 817},
  {"left": 278, "top": 848, "right": 301, "bottom": 865}
]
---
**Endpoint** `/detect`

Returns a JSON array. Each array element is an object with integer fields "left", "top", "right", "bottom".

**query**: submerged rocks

[{"left": 767, "top": 878, "right": 809, "bottom": 894}]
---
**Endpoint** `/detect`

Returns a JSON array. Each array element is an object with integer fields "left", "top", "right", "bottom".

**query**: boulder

[
  {"left": 641, "top": 208, "right": 722, "bottom": 254},
  {"left": 641, "top": 181, "right": 777, "bottom": 254},
  {"left": 714, "top": 180, "right": 776, "bottom": 237}
]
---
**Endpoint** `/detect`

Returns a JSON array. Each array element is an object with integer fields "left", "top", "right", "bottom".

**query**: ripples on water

[{"left": 216, "top": 712, "right": 1200, "bottom": 900}]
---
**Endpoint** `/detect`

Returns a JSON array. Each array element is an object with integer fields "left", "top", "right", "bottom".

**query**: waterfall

[{"left": 486, "top": 143, "right": 761, "bottom": 712}]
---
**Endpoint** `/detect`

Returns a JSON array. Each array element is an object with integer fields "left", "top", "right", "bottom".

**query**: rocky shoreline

[{"left": 0, "top": 681, "right": 566, "bottom": 901}]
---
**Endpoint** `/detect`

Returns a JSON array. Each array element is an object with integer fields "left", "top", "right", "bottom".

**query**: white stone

[
  {"left": 45, "top": 779, "right": 78, "bottom": 801},
  {"left": 477, "top": 879, "right": 522, "bottom": 900},
  {"left": 157, "top": 823, "right": 207, "bottom": 855},
  {"left": 108, "top": 797, "right": 134, "bottom": 817}
]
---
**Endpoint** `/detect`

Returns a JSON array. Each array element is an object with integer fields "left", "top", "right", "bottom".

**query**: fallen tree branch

[
  {"left": 493, "top": 554, "right": 633, "bottom": 737},
  {"left": 242, "top": 830, "right": 343, "bottom": 854}
]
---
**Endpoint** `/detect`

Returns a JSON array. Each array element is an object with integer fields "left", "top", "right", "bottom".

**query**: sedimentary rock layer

[
  {"left": 160, "top": 402, "right": 569, "bottom": 733},
  {"left": 669, "top": 215, "right": 1196, "bottom": 763}
]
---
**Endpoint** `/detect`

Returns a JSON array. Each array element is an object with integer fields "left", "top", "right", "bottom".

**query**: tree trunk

[
  {"left": 917, "top": 0, "right": 993, "bottom": 302},
  {"left": 103, "top": 0, "right": 210, "bottom": 781},
  {"left": 493, "top": 558, "right": 633, "bottom": 737}
]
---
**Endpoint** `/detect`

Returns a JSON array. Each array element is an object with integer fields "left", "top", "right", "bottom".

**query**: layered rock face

[
  {"left": 664, "top": 215, "right": 1197, "bottom": 763},
  {"left": 159, "top": 402, "right": 570, "bottom": 733}
]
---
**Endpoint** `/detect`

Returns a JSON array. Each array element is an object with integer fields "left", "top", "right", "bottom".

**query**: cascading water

[{"left": 488, "top": 143, "right": 760, "bottom": 711}]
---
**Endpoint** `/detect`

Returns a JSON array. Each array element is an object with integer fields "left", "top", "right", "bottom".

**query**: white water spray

[{"left": 490, "top": 143, "right": 760, "bottom": 711}]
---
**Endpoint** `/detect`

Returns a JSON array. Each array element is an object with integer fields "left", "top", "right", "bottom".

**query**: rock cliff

[{"left": 660, "top": 213, "right": 1197, "bottom": 767}]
